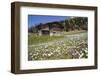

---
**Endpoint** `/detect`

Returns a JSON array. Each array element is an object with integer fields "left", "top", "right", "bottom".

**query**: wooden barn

[{"left": 36, "top": 22, "right": 64, "bottom": 36}]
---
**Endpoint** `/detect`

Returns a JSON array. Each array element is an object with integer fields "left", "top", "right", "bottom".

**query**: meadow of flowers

[{"left": 28, "top": 32, "right": 88, "bottom": 61}]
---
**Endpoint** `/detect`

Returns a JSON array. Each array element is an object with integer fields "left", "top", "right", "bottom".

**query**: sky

[{"left": 28, "top": 15, "right": 71, "bottom": 28}]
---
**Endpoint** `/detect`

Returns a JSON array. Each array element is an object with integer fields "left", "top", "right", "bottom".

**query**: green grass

[
  {"left": 28, "top": 30, "right": 86, "bottom": 45},
  {"left": 63, "top": 30, "right": 86, "bottom": 35},
  {"left": 28, "top": 35, "right": 64, "bottom": 45}
]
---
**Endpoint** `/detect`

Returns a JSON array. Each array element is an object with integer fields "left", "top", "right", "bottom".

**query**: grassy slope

[
  {"left": 28, "top": 30, "right": 86, "bottom": 45},
  {"left": 28, "top": 35, "right": 64, "bottom": 45}
]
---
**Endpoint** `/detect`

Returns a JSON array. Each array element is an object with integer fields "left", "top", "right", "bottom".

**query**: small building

[{"left": 36, "top": 22, "right": 64, "bottom": 36}]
